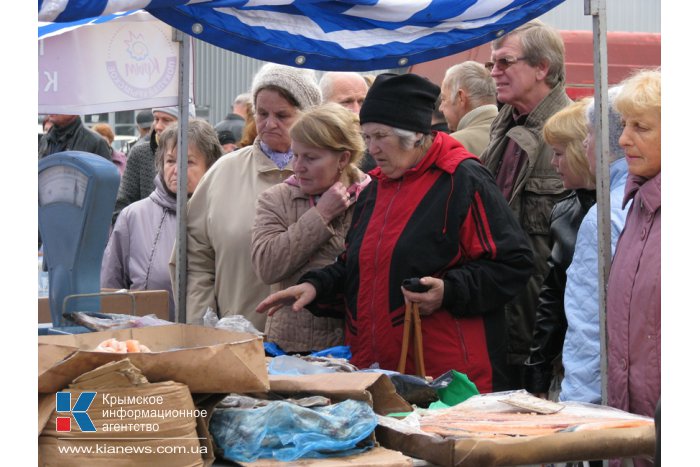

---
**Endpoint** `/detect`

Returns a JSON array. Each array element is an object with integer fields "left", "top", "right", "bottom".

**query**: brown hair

[
  {"left": 92, "top": 123, "right": 115, "bottom": 144},
  {"left": 155, "top": 119, "right": 223, "bottom": 175}
]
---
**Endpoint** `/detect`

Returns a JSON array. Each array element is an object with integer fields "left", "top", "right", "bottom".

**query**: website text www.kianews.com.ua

[{"left": 57, "top": 443, "right": 207, "bottom": 455}]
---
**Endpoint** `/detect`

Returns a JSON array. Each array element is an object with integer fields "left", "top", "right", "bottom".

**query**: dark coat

[
  {"left": 302, "top": 132, "right": 533, "bottom": 392},
  {"left": 38, "top": 116, "right": 111, "bottom": 161},
  {"left": 112, "top": 133, "right": 157, "bottom": 224},
  {"left": 479, "top": 83, "right": 572, "bottom": 367},
  {"left": 524, "top": 189, "right": 596, "bottom": 394}
]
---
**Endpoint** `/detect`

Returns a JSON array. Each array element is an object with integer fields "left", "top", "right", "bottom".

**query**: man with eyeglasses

[
  {"left": 479, "top": 19, "right": 571, "bottom": 390},
  {"left": 439, "top": 60, "right": 499, "bottom": 156}
]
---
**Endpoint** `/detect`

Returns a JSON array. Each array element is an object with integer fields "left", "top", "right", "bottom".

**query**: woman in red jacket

[{"left": 257, "top": 73, "right": 533, "bottom": 392}]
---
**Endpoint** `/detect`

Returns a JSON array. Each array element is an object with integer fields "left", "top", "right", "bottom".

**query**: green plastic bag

[{"left": 430, "top": 370, "right": 479, "bottom": 408}]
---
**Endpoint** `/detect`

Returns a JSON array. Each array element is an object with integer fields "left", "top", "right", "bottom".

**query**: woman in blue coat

[{"left": 560, "top": 87, "right": 629, "bottom": 403}]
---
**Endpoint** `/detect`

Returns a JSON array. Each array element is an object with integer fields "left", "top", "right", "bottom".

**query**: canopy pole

[
  {"left": 584, "top": 0, "right": 611, "bottom": 407},
  {"left": 174, "top": 28, "right": 191, "bottom": 324}
]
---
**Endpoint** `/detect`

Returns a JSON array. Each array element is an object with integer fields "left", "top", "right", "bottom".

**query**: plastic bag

[
  {"left": 210, "top": 399, "right": 377, "bottom": 462},
  {"left": 267, "top": 355, "right": 337, "bottom": 376},
  {"left": 68, "top": 312, "right": 172, "bottom": 332},
  {"left": 429, "top": 370, "right": 479, "bottom": 408},
  {"left": 202, "top": 307, "right": 264, "bottom": 336}
]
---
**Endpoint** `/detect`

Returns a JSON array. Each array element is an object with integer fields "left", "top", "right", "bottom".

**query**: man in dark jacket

[
  {"left": 214, "top": 93, "right": 250, "bottom": 144},
  {"left": 479, "top": 20, "right": 571, "bottom": 389},
  {"left": 38, "top": 114, "right": 111, "bottom": 160}
]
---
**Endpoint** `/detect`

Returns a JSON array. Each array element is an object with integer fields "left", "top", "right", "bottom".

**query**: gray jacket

[
  {"left": 480, "top": 82, "right": 571, "bottom": 365},
  {"left": 101, "top": 176, "right": 176, "bottom": 319}
]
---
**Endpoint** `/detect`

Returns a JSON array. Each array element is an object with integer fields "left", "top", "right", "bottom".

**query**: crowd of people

[{"left": 38, "top": 18, "right": 661, "bottom": 463}]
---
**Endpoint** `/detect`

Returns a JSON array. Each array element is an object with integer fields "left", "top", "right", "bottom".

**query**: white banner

[{"left": 38, "top": 11, "right": 192, "bottom": 115}]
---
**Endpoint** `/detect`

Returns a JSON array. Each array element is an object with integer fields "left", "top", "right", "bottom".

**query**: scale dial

[{"left": 39, "top": 165, "right": 88, "bottom": 208}]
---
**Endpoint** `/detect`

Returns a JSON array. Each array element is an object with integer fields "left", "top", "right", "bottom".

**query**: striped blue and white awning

[{"left": 39, "top": 0, "right": 565, "bottom": 71}]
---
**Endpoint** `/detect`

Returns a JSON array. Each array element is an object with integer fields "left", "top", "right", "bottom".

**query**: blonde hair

[
  {"left": 289, "top": 103, "right": 366, "bottom": 181},
  {"left": 543, "top": 98, "right": 594, "bottom": 187},
  {"left": 613, "top": 68, "right": 661, "bottom": 119}
]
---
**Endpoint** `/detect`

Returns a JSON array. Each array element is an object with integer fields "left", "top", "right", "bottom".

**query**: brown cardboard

[
  {"left": 38, "top": 289, "right": 170, "bottom": 323},
  {"left": 376, "top": 420, "right": 656, "bottom": 466},
  {"left": 38, "top": 324, "right": 269, "bottom": 394},
  {"left": 237, "top": 446, "right": 413, "bottom": 466},
  {"left": 268, "top": 373, "right": 412, "bottom": 416},
  {"left": 39, "top": 381, "right": 207, "bottom": 467}
]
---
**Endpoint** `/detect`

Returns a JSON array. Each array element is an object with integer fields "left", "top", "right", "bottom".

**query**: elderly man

[
  {"left": 38, "top": 114, "right": 112, "bottom": 160},
  {"left": 319, "top": 71, "right": 368, "bottom": 114},
  {"left": 319, "top": 71, "right": 376, "bottom": 171},
  {"left": 215, "top": 92, "right": 251, "bottom": 145},
  {"left": 439, "top": 61, "right": 499, "bottom": 156},
  {"left": 479, "top": 20, "right": 571, "bottom": 389}
]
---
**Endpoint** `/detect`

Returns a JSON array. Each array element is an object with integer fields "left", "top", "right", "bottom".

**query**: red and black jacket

[{"left": 302, "top": 132, "right": 533, "bottom": 392}]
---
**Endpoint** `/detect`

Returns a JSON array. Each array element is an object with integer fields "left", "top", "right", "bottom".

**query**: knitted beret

[
  {"left": 359, "top": 73, "right": 440, "bottom": 134},
  {"left": 251, "top": 63, "right": 322, "bottom": 111},
  {"left": 152, "top": 103, "right": 197, "bottom": 120}
]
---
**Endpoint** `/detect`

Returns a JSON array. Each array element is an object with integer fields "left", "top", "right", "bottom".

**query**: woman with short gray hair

[{"left": 102, "top": 119, "right": 222, "bottom": 320}]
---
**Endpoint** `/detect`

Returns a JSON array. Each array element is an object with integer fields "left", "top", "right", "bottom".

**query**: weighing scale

[{"left": 38, "top": 151, "right": 120, "bottom": 333}]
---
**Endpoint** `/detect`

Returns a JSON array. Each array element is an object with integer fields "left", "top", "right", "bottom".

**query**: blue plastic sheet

[
  {"left": 267, "top": 355, "right": 337, "bottom": 376},
  {"left": 210, "top": 399, "right": 377, "bottom": 462}
]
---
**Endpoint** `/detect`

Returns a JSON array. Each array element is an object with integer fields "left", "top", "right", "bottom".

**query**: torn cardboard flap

[
  {"left": 268, "top": 372, "right": 412, "bottom": 416},
  {"left": 38, "top": 324, "right": 269, "bottom": 394}
]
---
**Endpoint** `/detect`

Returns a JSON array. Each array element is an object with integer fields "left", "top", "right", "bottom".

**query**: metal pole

[
  {"left": 174, "top": 28, "right": 191, "bottom": 324},
  {"left": 584, "top": 0, "right": 611, "bottom": 406}
]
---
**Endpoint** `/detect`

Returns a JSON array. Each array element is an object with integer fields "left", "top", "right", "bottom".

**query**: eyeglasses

[{"left": 484, "top": 56, "right": 529, "bottom": 72}]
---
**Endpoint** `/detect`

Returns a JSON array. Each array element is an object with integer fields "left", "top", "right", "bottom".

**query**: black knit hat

[{"left": 359, "top": 73, "right": 440, "bottom": 134}]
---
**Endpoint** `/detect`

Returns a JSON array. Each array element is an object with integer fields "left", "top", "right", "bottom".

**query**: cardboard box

[
  {"left": 39, "top": 382, "right": 209, "bottom": 467},
  {"left": 38, "top": 360, "right": 221, "bottom": 467},
  {"left": 39, "top": 289, "right": 171, "bottom": 323},
  {"left": 38, "top": 324, "right": 269, "bottom": 394},
  {"left": 213, "top": 374, "right": 414, "bottom": 466},
  {"left": 237, "top": 446, "right": 412, "bottom": 466},
  {"left": 268, "top": 372, "right": 413, "bottom": 416},
  {"left": 375, "top": 413, "right": 656, "bottom": 466}
]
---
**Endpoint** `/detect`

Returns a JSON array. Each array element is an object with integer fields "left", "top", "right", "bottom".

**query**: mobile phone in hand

[{"left": 402, "top": 277, "right": 430, "bottom": 293}]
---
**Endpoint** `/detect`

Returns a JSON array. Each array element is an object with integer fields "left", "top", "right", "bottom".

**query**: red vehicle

[{"left": 409, "top": 30, "right": 661, "bottom": 100}]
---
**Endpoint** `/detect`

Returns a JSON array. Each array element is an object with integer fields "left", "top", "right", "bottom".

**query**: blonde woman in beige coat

[{"left": 251, "top": 103, "right": 370, "bottom": 353}]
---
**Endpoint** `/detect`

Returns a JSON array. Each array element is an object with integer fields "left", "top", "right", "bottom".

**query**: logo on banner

[
  {"left": 56, "top": 392, "right": 97, "bottom": 432},
  {"left": 106, "top": 25, "right": 177, "bottom": 99}
]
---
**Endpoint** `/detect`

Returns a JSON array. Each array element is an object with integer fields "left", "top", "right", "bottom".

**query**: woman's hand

[
  {"left": 255, "top": 283, "right": 318, "bottom": 316},
  {"left": 401, "top": 276, "right": 444, "bottom": 316},
  {"left": 315, "top": 181, "right": 354, "bottom": 223}
]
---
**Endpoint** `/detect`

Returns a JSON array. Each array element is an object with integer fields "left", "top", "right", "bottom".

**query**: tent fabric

[{"left": 38, "top": 0, "right": 565, "bottom": 71}]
